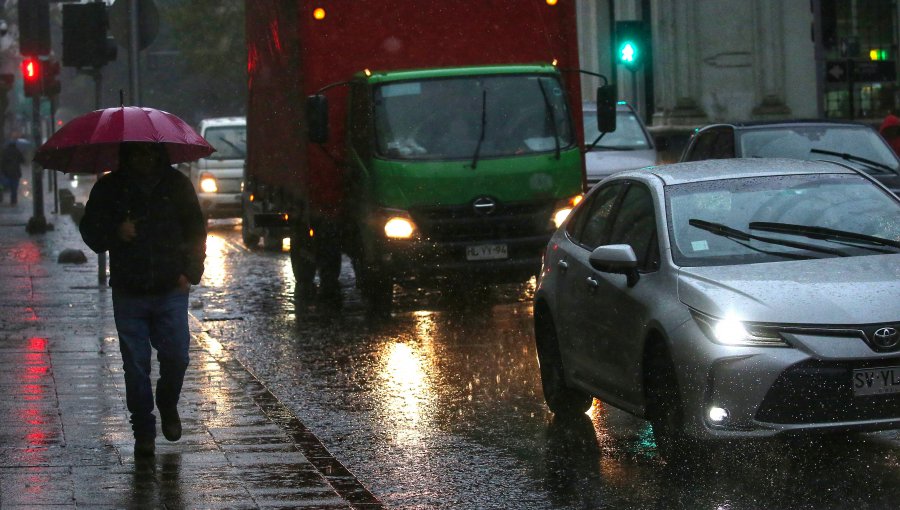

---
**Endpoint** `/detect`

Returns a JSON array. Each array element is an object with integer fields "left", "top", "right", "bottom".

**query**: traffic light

[
  {"left": 42, "top": 58, "right": 61, "bottom": 97},
  {"left": 615, "top": 20, "right": 648, "bottom": 71},
  {"left": 22, "top": 57, "right": 41, "bottom": 98},
  {"left": 18, "top": 0, "right": 50, "bottom": 56},
  {"left": 62, "top": 3, "right": 118, "bottom": 69}
]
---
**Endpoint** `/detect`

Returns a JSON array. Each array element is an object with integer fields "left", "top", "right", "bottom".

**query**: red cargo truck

[{"left": 244, "top": 1, "right": 604, "bottom": 312}]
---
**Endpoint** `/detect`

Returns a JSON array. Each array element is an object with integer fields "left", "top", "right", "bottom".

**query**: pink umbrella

[{"left": 34, "top": 106, "right": 216, "bottom": 173}]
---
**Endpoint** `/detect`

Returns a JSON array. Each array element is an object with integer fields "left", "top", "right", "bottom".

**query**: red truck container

[{"left": 244, "top": 1, "right": 591, "bottom": 312}]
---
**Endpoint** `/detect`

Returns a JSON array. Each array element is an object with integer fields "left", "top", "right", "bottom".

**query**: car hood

[
  {"left": 584, "top": 149, "right": 656, "bottom": 179},
  {"left": 677, "top": 254, "right": 900, "bottom": 324}
]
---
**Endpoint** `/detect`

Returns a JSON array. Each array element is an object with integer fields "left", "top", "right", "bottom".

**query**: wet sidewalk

[{"left": 0, "top": 184, "right": 381, "bottom": 508}]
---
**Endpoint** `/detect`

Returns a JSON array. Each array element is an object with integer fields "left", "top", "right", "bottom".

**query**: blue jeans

[{"left": 112, "top": 288, "right": 190, "bottom": 439}]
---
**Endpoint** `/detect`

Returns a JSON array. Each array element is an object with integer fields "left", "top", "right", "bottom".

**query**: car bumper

[
  {"left": 199, "top": 192, "right": 242, "bottom": 218},
  {"left": 670, "top": 319, "right": 900, "bottom": 439}
]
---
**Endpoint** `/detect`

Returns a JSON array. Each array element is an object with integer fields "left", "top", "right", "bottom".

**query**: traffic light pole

[{"left": 26, "top": 95, "right": 49, "bottom": 234}]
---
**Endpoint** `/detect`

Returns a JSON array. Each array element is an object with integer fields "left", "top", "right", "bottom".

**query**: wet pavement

[{"left": 0, "top": 180, "right": 381, "bottom": 509}]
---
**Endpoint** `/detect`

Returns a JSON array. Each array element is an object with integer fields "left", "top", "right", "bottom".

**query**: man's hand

[
  {"left": 117, "top": 218, "right": 136, "bottom": 242},
  {"left": 177, "top": 274, "right": 191, "bottom": 293}
]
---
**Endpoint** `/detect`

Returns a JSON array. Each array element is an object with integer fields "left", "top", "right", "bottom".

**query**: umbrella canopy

[{"left": 34, "top": 106, "right": 215, "bottom": 173}]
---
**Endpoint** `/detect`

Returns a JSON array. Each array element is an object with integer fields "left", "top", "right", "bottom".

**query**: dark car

[{"left": 679, "top": 120, "right": 900, "bottom": 195}]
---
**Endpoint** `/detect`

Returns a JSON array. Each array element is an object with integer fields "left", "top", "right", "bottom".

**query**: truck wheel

[
  {"left": 241, "top": 205, "right": 260, "bottom": 248},
  {"left": 357, "top": 261, "right": 393, "bottom": 316},
  {"left": 262, "top": 232, "right": 283, "bottom": 251},
  {"left": 534, "top": 309, "right": 592, "bottom": 414}
]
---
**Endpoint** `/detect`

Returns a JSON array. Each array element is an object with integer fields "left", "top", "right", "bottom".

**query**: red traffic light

[{"left": 22, "top": 57, "right": 41, "bottom": 97}]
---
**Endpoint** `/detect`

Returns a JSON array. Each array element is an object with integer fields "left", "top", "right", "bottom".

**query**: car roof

[
  {"left": 199, "top": 117, "right": 246, "bottom": 128},
  {"left": 695, "top": 119, "right": 873, "bottom": 131},
  {"left": 614, "top": 158, "right": 858, "bottom": 186}
]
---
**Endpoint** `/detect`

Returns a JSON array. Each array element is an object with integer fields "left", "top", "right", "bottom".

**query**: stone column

[
  {"left": 752, "top": 0, "right": 791, "bottom": 117},
  {"left": 652, "top": 0, "right": 707, "bottom": 126}
]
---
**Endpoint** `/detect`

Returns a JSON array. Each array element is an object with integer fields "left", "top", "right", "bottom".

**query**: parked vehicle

[
  {"left": 679, "top": 120, "right": 900, "bottom": 195},
  {"left": 534, "top": 157, "right": 900, "bottom": 459},
  {"left": 244, "top": 1, "right": 606, "bottom": 312},
  {"left": 583, "top": 102, "right": 657, "bottom": 186},
  {"left": 179, "top": 117, "right": 246, "bottom": 221}
]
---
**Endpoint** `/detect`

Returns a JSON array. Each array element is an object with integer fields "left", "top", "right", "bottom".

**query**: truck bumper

[
  {"left": 376, "top": 234, "right": 549, "bottom": 284},
  {"left": 199, "top": 192, "right": 242, "bottom": 219}
]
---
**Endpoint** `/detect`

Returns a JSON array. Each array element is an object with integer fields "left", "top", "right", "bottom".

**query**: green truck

[{"left": 244, "top": 1, "right": 593, "bottom": 313}]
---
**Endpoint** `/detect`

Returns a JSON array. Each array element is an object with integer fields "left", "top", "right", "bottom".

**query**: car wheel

[
  {"left": 645, "top": 346, "right": 694, "bottom": 461},
  {"left": 534, "top": 310, "right": 592, "bottom": 415}
]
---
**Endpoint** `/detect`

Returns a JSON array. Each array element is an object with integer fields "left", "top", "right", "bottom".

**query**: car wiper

[
  {"left": 749, "top": 221, "right": 900, "bottom": 253},
  {"left": 688, "top": 219, "right": 850, "bottom": 258},
  {"left": 537, "top": 78, "right": 560, "bottom": 160},
  {"left": 219, "top": 139, "right": 245, "bottom": 158},
  {"left": 809, "top": 148, "right": 899, "bottom": 175},
  {"left": 470, "top": 89, "right": 487, "bottom": 170}
]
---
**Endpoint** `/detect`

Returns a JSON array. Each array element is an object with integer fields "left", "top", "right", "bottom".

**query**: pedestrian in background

[
  {"left": 79, "top": 142, "right": 206, "bottom": 457},
  {"left": 0, "top": 131, "right": 25, "bottom": 205},
  {"left": 880, "top": 114, "right": 900, "bottom": 156}
]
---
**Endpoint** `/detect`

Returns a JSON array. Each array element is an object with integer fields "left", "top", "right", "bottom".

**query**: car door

[
  {"left": 553, "top": 182, "right": 625, "bottom": 384},
  {"left": 574, "top": 182, "right": 661, "bottom": 404}
]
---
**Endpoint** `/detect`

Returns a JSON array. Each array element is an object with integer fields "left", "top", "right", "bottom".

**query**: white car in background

[
  {"left": 583, "top": 102, "right": 657, "bottom": 187},
  {"left": 180, "top": 116, "right": 246, "bottom": 221}
]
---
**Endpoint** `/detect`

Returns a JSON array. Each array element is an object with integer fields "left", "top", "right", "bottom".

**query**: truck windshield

[
  {"left": 204, "top": 126, "right": 246, "bottom": 160},
  {"left": 373, "top": 75, "right": 573, "bottom": 161}
]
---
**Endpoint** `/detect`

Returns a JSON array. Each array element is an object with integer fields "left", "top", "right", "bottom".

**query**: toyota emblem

[
  {"left": 873, "top": 327, "right": 900, "bottom": 349},
  {"left": 473, "top": 196, "right": 496, "bottom": 216}
]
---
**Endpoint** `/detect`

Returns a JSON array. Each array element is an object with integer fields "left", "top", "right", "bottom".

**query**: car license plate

[
  {"left": 852, "top": 366, "right": 900, "bottom": 396},
  {"left": 466, "top": 244, "right": 508, "bottom": 261}
]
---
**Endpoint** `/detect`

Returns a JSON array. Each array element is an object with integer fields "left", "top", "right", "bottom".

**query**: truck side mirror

[
  {"left": 306, "top": 95, "right": 329, "bottom": 144},
  {"left": 596, "top": 84, "right": 617, "bottom": 133}
]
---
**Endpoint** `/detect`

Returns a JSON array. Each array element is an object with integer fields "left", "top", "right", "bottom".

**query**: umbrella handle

[{"left": 120, "top": 90, "right": 125, "bottom": 107}]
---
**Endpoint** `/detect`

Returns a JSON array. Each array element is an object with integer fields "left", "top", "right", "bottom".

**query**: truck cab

[{"left": 181, "top": 117, "right": 246, "bottom": 221}]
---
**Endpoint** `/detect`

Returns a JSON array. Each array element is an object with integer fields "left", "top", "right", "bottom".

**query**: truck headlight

[
  {"left": 552, "top": 194, "right": 583, "bottom": 228},
  {"left": 200, "top": 173, "right": 218, "bottom": 193},
  {"left": 692, "top": 311, "right": 787, "bottom": 347},
  {"left": 384, "top": 217, "right": 416, "bottom": 239}
]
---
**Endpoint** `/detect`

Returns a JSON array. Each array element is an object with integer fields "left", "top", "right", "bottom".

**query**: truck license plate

[
  {"left": 466, "top": 244, "right": 508, "bottom": 261},
  {"left": 852, "top": 366, "right": 900, "bottom": 396}
]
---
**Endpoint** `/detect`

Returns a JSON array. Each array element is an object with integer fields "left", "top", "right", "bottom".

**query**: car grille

[
  {"left": 409, "top": 200, "right": 556, "bottom": 243},
  {"left": 756, "top": 358, "right": 900, "bottom": 424}
]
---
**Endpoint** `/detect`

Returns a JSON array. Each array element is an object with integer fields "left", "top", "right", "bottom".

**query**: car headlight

[
  {"left": 692, "top": 311, "right": 787, "bottom": 347},
  {"left": 199, "top": 173, "right": 218, "bottom": 193},
  {"left": 384, "top": 216, "right": 416, "bottom": 239},
  {"left": 552, "top": 194, "right": 583, "bottom": 228}
]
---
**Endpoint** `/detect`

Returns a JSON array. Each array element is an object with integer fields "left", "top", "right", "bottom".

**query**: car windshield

[
  {"left": 583, "top": 108, "right": 651, "bottom": 150},
  {"left": 666, "top": 173, "right": 900, "bottom": 267},
  {"left": 204, "top": 125, "right": 246, "bottom": 160},
  {"left": 737, "top": 125, "right": 900, "bottom": 174},
  {"left": 373, "top": 74, "right": 573, "bottom": 160}
]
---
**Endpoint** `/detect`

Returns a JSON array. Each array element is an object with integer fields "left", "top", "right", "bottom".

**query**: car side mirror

[
  {"left": 589, "top": 244, "right": 640, "bottom": 287},
  {"left": 306, "top": 95, "right": 329, "bottom": 144},
  {"left": 596, "top": 84, "right": 617, "bottom": 133}
]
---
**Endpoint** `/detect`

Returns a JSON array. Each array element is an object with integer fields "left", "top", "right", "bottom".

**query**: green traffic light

[{"left": 620, "top": 42, "right": 637, "bottom": 63}]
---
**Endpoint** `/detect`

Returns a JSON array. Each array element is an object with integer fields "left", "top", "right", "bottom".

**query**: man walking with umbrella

[
  {"left": 35, "top": 105, "right": 214, "bottom": 458},
  {"left": 79, "top": 141, "right": 207, "bottom": 457}
]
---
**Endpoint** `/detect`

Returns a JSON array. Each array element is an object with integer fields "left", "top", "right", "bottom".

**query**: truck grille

[
  {"left": 755, "top": 359, "right": 900, "bottom": 424},
  {"left": 410, "top": 200, "right": 556, "bottom": 242}
]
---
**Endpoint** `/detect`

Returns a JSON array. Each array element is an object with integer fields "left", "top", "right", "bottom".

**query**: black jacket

[{"left": 80, "top": 165, "right": 206, "bottom": 294}]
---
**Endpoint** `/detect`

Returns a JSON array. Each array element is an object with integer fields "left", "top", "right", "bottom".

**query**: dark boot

[
  {"left": 134, "top": 435, "right": 156, "bottom": 457},
  {"left": 158, "top": 406, "right": 182, "bottom": 441}
]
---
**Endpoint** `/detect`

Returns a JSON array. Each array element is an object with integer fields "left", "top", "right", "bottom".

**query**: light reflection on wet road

[{"left": 192, "top": 219, "right": 900, "bottom": 510}]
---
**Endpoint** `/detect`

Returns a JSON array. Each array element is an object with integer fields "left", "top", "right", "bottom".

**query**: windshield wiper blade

[
  {"left": 470, "top": 89, "right": 487, "bottom": 170},
  {"left": 809, "top": 148, "right": 899, "bottom": 175},
  {"left": 749, "top": 221, "right": 900, "bottom": 253},
  {"left": 689, "top": 219, "right": 850, "bottom": 257},
  {"left": 537, "top": 78, "right": 560, "bottom": 160}
]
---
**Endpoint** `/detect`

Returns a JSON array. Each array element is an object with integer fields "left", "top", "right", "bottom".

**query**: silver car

[
  {"left": 583, "top": 102, "right": 657, "bottom": 187},
  {"left": 534, "top": 158, "right": 900, "bottom": 458}
]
